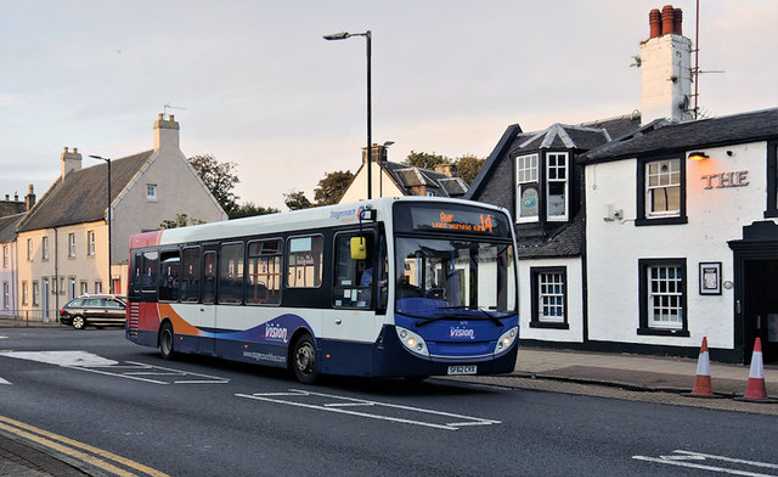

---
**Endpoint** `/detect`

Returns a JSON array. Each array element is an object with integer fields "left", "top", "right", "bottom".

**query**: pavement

[
  {"left": 0, "top": 433, "right": 86, "bottom": 477},
  {"left": 0, "top": 318, "right": 62, "bottom": 328},
  {"left": 0, "top": 328, "right": 777, "bottom": 476},
  {"left": 506, "top": 346, "right": 778, "bottom": 397}
]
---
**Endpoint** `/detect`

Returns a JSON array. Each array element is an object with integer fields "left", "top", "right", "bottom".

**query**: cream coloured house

[{"left": 15, "top": 113, "right": 226, "bottom": 320}]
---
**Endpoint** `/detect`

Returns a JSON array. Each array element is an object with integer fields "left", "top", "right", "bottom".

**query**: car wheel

[
  {"left": 72, "top": 316, "right": 86, "bottom": 330},
  {"left": 159, "top": 322, "right": 176, "bottom": 360},
  {"left": 291, "top": 334, "right": 319, "bottom": 385}
]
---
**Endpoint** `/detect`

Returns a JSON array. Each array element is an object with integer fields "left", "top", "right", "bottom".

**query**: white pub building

[{"left": 468, "top": 5, "right": 778, "bottom": 363}]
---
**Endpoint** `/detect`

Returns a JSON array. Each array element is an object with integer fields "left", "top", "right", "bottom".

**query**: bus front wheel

[
  {"left": 159, "top": 322, "right": 176, "bottom": 360},
  {"left": 291, "top": 334, "right": 319, "bottom": 384}
]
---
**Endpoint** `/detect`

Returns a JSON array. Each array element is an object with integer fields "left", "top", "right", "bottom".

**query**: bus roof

[{"left": 132, "top": 196, "right": 509, "bottom": 248}]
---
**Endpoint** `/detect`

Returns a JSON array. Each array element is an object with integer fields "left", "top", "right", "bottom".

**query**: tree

[
  {"left": 403, "top": 150, "right": 451, "bottom": 171},
  {"left": 230, "top": 202, "right": 280, "bottom": 219},
  {"left": 188, "top": 154, "right": 240, "bottom": 216},
  {"left": 314, "top": 170, "right": 354, "bottom": 206},
  {"left": 160, "top": 213, "right": 206, "bottom": 229},
  {"left": 283, "top": 190, "right": 313, "bottom": 210},
  {"left": 454, "top": 155, "right": 485, "bottom": 185}
]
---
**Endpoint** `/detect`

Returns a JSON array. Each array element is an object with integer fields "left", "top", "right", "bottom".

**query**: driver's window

[{"left": 333, "top": 233, "right": 372, "bottom": 309}]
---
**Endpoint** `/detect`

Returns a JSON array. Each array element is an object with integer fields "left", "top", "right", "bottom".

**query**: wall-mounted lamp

[{"left": 688, "top": 151, "right": 710, "bottom": 161}]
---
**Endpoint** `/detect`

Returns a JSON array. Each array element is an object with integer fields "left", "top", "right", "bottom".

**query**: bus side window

[
  {"left": 131, "top": 252, "right": 142, "bottom": 294},
  {"left": 159, "top": 250, "right": 181, "bottom": 302},
  {"left": 287, "top": 236, "right": 323, "bottom": 289},
  {"left": 202, "top": 251, "right": 217, "bottom": 304},
  {"left": 218, "top": 242, "right": 244, "bottom": 305},
  {"left": 247, "top": 239, "right": 282, "bottom": 305},
  {"left": 180, "top": 247, "right": 201, "bottom": 303},
  {"left": 141, "top": 251, "right": 159, "bottom": 294},
  {"left": 333, "top": 233, "right": 372, "bottom": 309}
]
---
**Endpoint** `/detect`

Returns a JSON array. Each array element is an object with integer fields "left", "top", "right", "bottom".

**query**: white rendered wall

[
  {"left": 518, "top": 256, "right": 584, "bottom": 343},
  {"left": 585, "top": 141, "right": 770, "bottom": 350},
  {"left": 340, "top": 163, "right": 404, "bottom": 204},
  {"left": 0, "top": 241, "right": 17, "bottom": 317}
]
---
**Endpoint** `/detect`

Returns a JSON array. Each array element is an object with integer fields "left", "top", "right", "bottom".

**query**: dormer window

[
  {"left": 516, "top": 154, "right": 539, "bottom": 223},
  {"left": 546, "top": 152, "right": 568, "bottom": 221}
]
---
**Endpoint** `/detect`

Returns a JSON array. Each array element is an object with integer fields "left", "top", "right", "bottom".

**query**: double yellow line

[{"left": 0, "top": 415, "right": 170, "bottom": 477}]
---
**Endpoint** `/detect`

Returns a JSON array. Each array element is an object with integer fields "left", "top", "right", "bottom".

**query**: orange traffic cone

[
  {"left": 689, "top": 337, "right": 716, "bottom": 398},
  {"left": 741, "top": 337, "right": 773, "bottom": 402}
]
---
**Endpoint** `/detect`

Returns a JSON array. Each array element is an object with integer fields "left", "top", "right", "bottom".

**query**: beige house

[
  {"left": 15, "top": 113, "right": 227, "bottom": 320},
  {"left": 339, "top": 144, "right": 469, "bottom": 203}
]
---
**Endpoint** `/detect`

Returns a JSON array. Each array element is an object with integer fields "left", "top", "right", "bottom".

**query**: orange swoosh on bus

[{"left": 158, "top": 303, "right": 202, "bottom": 336}]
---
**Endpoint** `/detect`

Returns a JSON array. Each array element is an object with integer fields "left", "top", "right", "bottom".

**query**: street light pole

[
  {"left": 324, "top": 30, "right": 373, "bottom": 200},
  {"left": 89, "top": 155, "right": 113, "bottom": 294}
]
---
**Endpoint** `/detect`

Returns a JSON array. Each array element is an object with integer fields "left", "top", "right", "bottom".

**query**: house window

[
  {"left": 2, "top": 282, "right": 9, "bottom": 309},
  {"left": 2, "top": 245, "right": 7, "bottom": 268},
  {"left": 80, "top": 281, "right": 88, "bottom": 296},
  {"left": 22, "top": 281, "right": 28, "bottom": 306},
  {"left": 94, "top": 281, "right": 103, "bottom": 294},
  {"left": 637, "top": 157, "right": 687, "bottom": 226},
  {"left": 529, "top": 267, "right": 569, "bottom": 329},
  {"left": 42, "top": 236, "right": 49, "bottom": 261},
  {"left": 68, "top": 233, "right": 76, "bottom": 258},
  {"left": 247, "top": 239, "right": 282, "bottom": 305},
  {"left": 32, "top": 281, "right": 39, "bottom": 307},
  {"left": 87, "top": 231, "right": 96, "bottom": 256},
  {"left": 146, "top": 184, "right": 158, "bottom": 202},
  {"left": 638, "top": 258, "right": 689, "bottom": 336},
  {"left": 516, "top": 154, "right": 539, "bottom": 223},
  {"left": 286, "top": 236, "right": 323, "bottom": 288},
  {"left": 27, "top": 239, "right": 32, "bottom": 261},
  {"left": 546, "top": 152, "right": 568, "bottom": 221}
]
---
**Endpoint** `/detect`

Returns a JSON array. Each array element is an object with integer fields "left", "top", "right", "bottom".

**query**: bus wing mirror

[{"left": 350, "top": 237, "right": 368, "bottom": 261}]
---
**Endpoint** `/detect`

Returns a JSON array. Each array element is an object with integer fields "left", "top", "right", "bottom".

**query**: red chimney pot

[
  {"left": 661, "top": 5, "right": 675, "bottom": 36},
  {"left": 673, "top": 8, "right": 683, "bottom": 35},
  {"left": 649, "top": 9, "right": 662, "bottom": 39}
]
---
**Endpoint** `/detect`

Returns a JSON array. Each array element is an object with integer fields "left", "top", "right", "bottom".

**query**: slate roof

[
  {"left": 0, "top": 213, "right": 25, "bottom": 243},
  {"left": 0, "top": 200, "right": 25, "bottom": 218},
  {"left": 584, "top": 108, "right": 778, "bottom": 162},
  {"left": 18, "top": 150, "right": 153, "bottom": 232},
  {"left": 515, "top": 211, "right": 585, "bottom": 258},
  {"left": 378, "top": 161, "right": 469, "bottom": 198},
  {"left": 467, "top": 113, "right": 641, "bottom": 200}
]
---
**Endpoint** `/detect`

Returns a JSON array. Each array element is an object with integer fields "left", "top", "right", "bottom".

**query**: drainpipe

[{"left": 54, "top": 228, "right": 59, "bottom": 319}]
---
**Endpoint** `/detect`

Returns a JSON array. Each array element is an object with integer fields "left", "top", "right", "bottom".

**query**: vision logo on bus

[
  {"left": 264, "top": 323, "right": 289, "bottom": 343},
  {"left": 449, "top": 327, "right": 475, "bottom": 340}
]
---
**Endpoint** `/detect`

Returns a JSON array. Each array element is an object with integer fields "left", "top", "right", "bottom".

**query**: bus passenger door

[{"left": 199, "top": 250, "right": 218, "bottom": 355}]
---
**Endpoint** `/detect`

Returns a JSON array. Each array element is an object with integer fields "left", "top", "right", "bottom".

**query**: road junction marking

[
  {"left": 633, "top": 449, "right": 778, "bottom": 476},
  {"left": 235, "top": 388, "right": 501, "bottom": 431}
]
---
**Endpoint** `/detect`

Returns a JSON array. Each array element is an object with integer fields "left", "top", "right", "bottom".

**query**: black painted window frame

[
  {"left": 529, "top": 266, "right": 570, "bottom": 330},
  {"left": 637, "top": 258, "right": 690, "bottom": 337},
  {"left": 765, "top": 140, "right": 778, "bottom": 218},
  {"left": 636, "top": 155, "right": 688, "bottom": 226}
]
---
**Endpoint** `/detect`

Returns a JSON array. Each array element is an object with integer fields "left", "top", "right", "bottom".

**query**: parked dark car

[{"left": 59, "top": 295, "right": 127, "bottom": 330}]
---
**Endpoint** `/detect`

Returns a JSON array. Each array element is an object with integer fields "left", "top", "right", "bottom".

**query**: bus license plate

[{"left": 447, "top": 365, "right": 477, "bottom": 375}]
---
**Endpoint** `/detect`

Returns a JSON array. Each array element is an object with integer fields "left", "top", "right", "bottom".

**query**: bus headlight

[
  {"left": 494, "top": 327, "right": 518, "bottom": 354},
  {"left": 395, "top": 327, "right": 429, "bottom": 357}
]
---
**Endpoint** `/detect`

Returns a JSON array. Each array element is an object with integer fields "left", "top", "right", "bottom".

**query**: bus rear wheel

[
  {"left": 159, "top": 322, "right": 176, "bottom": 360},
  {"left": 291, "top": 334, "right": 319, "bottom": 385}
]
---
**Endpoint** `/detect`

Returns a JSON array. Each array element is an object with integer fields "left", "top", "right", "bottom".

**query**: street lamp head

[
  {"left": 323, "top": 32, "right": 351, "bottom": 41},
  {"left": 88, "top": 154, "right": 110, "bottom": 162},
  {"left": 382, "top": 141, "right": 395, "bottom": 147}
]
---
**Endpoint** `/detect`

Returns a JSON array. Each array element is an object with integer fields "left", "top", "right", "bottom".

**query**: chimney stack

[
  {"left": 361, "top": 143, "right": 388, "bottom": 165},
  {"left": 60, "top": 146, "right": 83, "bottom": 181},
  {"left": 24, "top": 184, "right": 36, "bottom": 211},
  {"left": 153, "top": 112, "right": 181, "bottom": 151},
  {"left": 639, "top": 5, "right": 692, "bottom": 124}
]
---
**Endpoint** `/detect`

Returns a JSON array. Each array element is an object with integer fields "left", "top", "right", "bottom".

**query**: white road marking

[
  {"left": 0, "top": 377, "right": 10, "bottom": 385},
  {"left": 0, "top": 350, "right": 118, "bottom": 367},
  {"left": 633, "top": 450, "right": 778, "bottom": 477},
  {"left": 0, "top": 351, "right": 228, "bottom": 384},
  {"left": 236, "top": 388, "right": 501, "bottom": 431},
  {"left": 0, "top": 336, "right": 8, "bottom": 339}
]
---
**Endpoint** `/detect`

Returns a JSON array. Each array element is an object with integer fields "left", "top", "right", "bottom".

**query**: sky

[{"left": 1, "top": 1, "right": 776, "bottom": 210}]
